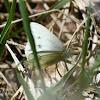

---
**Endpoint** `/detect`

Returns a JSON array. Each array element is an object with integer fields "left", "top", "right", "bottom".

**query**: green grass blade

[
  {"left": 50, "top": 0, "right": 71, "bottom": 9},
  {"left": 0, "top": 0, "right": 16, "bottom": 57},
  {"left": 81, "top": 6, "right": 91, "bottom": 72},
  {"left": 35, "top": 0, "right": 72, "bottom": 22},
  {"left": 4, "top": 0, "right": 10, "bottom": 13},
  {"left": 37, "top": 63, "right": 78, "bottom": 100},
  {"left": 80, "top": 4, "right": 91, "bottom": 90},
  {"left": 49, "top": 63, "right": 77, "bottom": 94},
  {"left": 18, "top": 0, "right": 46, "bottom": 91},
  {"left": 16, "top": 68, "right": 35, "bottom": 100}
]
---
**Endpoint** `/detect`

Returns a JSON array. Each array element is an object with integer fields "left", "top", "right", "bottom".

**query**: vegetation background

[{"left": 0, "top": 0, "right": 100, "bottom": 100}]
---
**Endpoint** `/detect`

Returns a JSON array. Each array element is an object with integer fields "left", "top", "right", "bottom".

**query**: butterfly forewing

[{"left": 30, "top": 22, "right": 65, "bottom": 52}]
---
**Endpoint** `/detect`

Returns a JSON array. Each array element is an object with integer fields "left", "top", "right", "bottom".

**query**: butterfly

[{"left": 25, "top": 22, "right": 70, "bottom": 69}]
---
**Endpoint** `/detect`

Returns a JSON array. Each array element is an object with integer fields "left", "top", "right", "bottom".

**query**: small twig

[
  {"left": 0, "top": 9, "right": 60, "bottom": 28},
  {"left": 59, "top": 3, "right": 70, "bottom": 39},
  {"left": 65, "top": 19, "right": 86, "bottom": 48},
  {"left": 0, "top": 71, "right": 14, "bottom": 92},
  {"left": 25, "top": 0, "right": 33, "bottom": 14},
  {"left": 10, "top": 86, "right": 23, "bottom": 100},
  {"left": 7, "top": 40, "right": 25, "bottom": 49}
]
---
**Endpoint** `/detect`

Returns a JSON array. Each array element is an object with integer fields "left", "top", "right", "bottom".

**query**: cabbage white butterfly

[{"left": 25, "top": 22, "right": 69, "bottom": 69}]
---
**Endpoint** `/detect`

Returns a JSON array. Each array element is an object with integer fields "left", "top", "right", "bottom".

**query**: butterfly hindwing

[{"left": 26, "top": 52, "right": 63, "bottom": 69}]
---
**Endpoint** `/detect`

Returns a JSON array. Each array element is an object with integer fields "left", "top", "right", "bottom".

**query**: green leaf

[{"left": 0, "top": 0, "right": 16, "bottom": 57}]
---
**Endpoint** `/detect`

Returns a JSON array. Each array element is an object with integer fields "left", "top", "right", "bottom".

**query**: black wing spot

[
  {"left": 37, "top": 36, "right": 41, "bottom": 39},
  {"left": 38, "top": 45, "right": 42, "bottom": 48}
]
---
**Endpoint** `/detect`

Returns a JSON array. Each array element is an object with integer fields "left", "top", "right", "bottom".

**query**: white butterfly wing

[{"left": 25, "top": 22, "right": 65, "bottom": 58}]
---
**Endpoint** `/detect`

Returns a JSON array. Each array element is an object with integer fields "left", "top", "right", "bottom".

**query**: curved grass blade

[{"left": 0, "top": 0, "right": 16, "bottom": 57}]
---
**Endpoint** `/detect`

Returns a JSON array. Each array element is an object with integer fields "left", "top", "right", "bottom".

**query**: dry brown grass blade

[{"left": 5, "top": 43, "right": 24, "bottom": 72}]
